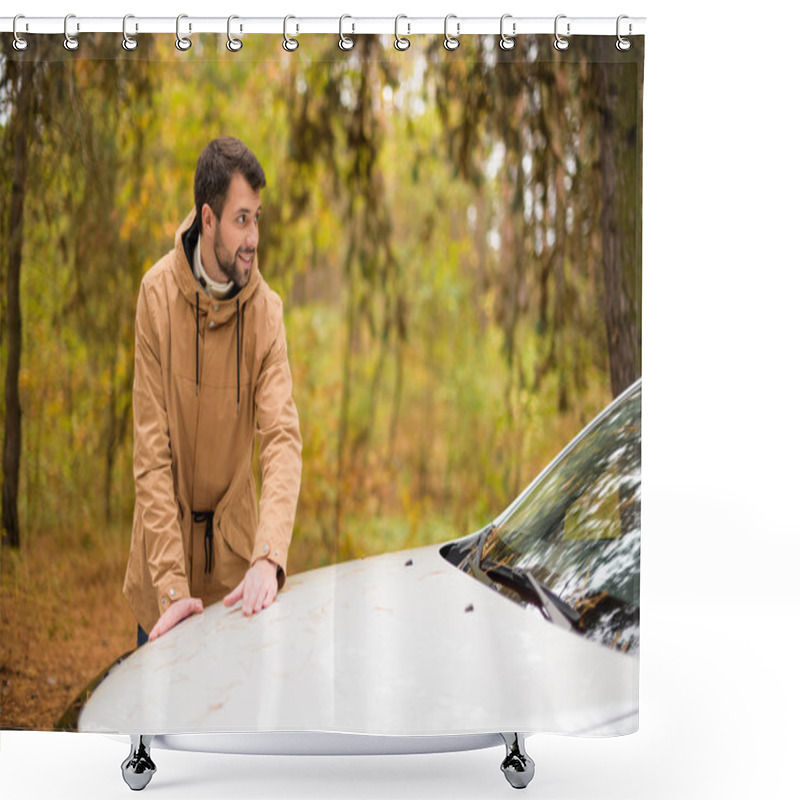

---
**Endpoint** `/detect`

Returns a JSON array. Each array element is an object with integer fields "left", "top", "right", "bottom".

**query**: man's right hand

[{"left": 148, "top": 597, "right": 204, "bottom": 641}]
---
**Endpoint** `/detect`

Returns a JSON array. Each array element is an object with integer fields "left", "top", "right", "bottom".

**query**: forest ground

[{"left": 0, "top": 527, "right": 135, "bottom": 730}]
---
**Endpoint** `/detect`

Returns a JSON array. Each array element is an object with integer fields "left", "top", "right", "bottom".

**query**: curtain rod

[{"left": 1, "top": 15, "right": 646, "bottom": 38}]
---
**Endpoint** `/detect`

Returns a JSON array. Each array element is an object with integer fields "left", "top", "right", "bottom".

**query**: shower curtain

[{"left": 1, "top": 16, "right": 643, "bottom": 758}]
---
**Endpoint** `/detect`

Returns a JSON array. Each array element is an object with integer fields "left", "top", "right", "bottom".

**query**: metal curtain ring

[
  {"left": 64, "top": 13, "right": 79, "bottom": 51},
  {"left": 283, "top": 15, "right": 299, "bottom": 51},
  {"left": 176, "top": 14, "right": 192, "bottom": 51},
  {"left": 499, "top": 13, "right": 516, "bottom": 51},
  {"left": 339, "top": 15, "right": 355, "bottom": 50},
  {"left": 394, "top": 14, "right": 410, "bottom": 51},
  {"left": 12, "top": 15, "right": 29, "bottom": 51},
  {"left": 443, "top": 14, "right": 460, "bottom": 51},
  {"left": 227, "top": 15, "right": 243, "bottom": 52},
  {"left": 553, "top": 14, "right": 570, "bottom": 51},
  {"left": 616, "top": 15, "right": 632, "bottom": 51},
  {"left": 122, "top": 14, "right": 138, "bottom": 51}
]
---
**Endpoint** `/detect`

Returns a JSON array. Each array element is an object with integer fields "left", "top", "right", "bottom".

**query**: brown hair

[{"left": 194, "top": 137, "right": 266, "bottom": 224}]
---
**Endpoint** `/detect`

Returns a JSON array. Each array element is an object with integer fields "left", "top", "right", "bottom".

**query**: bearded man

[{"left": 123, "top": 137, "right": 302, "bottom": 644}]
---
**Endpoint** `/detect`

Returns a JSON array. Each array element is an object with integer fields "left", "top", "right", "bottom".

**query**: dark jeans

[{"left": 137, "top": 625, "right": 148, "bottom": 648}]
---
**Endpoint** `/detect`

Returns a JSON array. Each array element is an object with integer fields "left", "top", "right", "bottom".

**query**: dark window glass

[{"left": 442, "top": 382, "right": 641, "bottom": 653}]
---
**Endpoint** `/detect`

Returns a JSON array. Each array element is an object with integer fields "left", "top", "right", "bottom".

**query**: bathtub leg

[
  {"left": 121, "top": 735, "right": 157, "bottom": 791},
  {"left": 500, "top": 732, "right": 535, "bottom": 789}
]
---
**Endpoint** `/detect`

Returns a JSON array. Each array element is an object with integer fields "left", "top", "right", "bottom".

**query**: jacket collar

[{"left": 171, "top": 209, "right": 260, "bottom": 318}]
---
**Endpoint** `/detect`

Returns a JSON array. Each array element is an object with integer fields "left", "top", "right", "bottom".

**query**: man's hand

[
  {"left": 223, "top": 558, "right": 279, "bottom": 616},
  {"left": 149, "top": 597, "right": 204, "bottom": 642}
]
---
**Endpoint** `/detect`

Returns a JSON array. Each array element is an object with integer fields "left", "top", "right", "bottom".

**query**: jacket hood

[
  {"left": 171, "top": 209, "right": 261, "bottom": 319},
  {"left": 170, "top": 209, "right": 262, "bottom": 413}
]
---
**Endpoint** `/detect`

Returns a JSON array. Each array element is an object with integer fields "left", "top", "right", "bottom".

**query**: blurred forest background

[{"left": 0, "top": 33, "right": 642, "bottom": 728}]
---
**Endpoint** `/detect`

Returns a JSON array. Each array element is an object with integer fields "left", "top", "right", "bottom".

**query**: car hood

[{"left": 79, "top": 544, "right": 638, "bottom": 736}]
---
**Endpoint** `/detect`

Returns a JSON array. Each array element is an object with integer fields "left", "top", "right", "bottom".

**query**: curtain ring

[
  {"left": 553, "top": 14, "right": 570, "bottom": 51},
  {"left": 283, "top": 15, "right": 299, "bottom": 51},
  {"left": 339, "top": 14, "right": 355, "bottom": 50},
  {"left": 443, "top": 14, "right": 460, "bottom": 51},
  {"left": 64, "top": 13, "right": 79, "bottom": 51},
  {"left": 499, "top": 13, "right": 516, "bottom": 51},
  {"left": 176, "top": 14, "right": 192, "bottom": 51},
  {"left": 394, "top": 14, "right": 410, "bottom": 51},
  {"left": 122, "top": 14, "right": 138, "bottom": 51},
  {"left": 616, "top": 15, "right": 632, "bottom": 51},
  {"left": 227, "top": 15, "right": 243, "bottom": 52},
  {"left": 12, "top": 15, "right": 29, "bottom": 51}
]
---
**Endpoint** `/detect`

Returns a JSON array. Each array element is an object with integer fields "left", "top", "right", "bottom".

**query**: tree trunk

[
  {"left": 2, "top": 60, "right": 35, "bottom": 549},
  {"left": 594, "top": 50, "right": 643, "bottom": 397}
]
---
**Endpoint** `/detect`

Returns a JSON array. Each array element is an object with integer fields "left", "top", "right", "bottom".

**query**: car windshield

[{"left": 442, "top": 381, "right": 640, "bottom": 653}]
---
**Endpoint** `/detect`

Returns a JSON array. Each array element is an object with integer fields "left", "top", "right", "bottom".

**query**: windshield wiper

[
  {"left": 463, "top": 526, "right": 580, "bottom": 631},
  {"left": 484, "top": 564, "right": 580, "bottom": 631}
]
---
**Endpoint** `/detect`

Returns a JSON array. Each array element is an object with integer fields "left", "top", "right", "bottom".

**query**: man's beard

[{"left": 214, "top": 229, "right": 254, "bottom": 289}]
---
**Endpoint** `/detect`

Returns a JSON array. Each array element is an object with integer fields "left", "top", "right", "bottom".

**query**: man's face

[{"left": 208, "top": 172, "right": 261, "bottom": 289}]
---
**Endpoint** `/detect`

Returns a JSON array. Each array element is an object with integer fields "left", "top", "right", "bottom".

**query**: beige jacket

[{"left": 123, "top": 211, "right": 302, "bottom": 633}]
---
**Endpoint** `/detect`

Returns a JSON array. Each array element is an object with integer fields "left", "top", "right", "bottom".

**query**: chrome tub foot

[
  {"left": 121, "top": 735, "right": 156, "bottom": 791},
  {"left": 500, "top": 732, "right": 535, "bottom": 789}
]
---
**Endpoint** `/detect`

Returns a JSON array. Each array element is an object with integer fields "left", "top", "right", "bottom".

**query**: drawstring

[
  {"left": 192, "top": 511, "right": 214, "bottom": 575},
  {"left": 195, "top": 291, "right": 199, "bottom": 395},
  {"left": 236, "top": 298, "right": 241, "bottom": 413}
]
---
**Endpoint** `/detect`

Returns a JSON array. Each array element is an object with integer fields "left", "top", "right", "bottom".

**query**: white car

[{"left": 68, "top": 379, "right": 641, "bottom": 791}]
